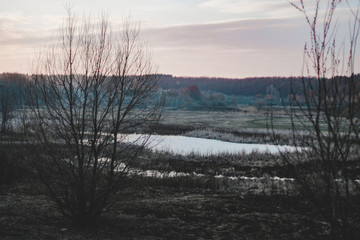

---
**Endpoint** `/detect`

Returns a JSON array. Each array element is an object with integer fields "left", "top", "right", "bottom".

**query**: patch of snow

[{"left": 123, "top": 134, "right": 296, "bottom": 156}]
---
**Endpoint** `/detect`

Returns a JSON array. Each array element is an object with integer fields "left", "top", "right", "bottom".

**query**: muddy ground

[
  {"left": 0, "top": 177, "right": 343, "bottom": 240},
  {"left": 1, "top": 130, "right": 360, "bottom": 239}
]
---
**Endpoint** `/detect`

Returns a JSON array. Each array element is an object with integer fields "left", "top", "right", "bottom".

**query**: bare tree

[
  {"left": 26, "top": 10, "right": 162, "bottom": 226},
  {"left": 269, "top": 0, "right": 360, "bottom": 238},
  {"left": 0, "top": 83, "right": 12, "bottom": 133},
  {"left": 0, "top": 73, "right": 29, "bottom": 133}
]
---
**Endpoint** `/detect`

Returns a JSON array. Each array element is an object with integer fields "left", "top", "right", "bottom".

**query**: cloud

[
  {"left": 0, "top": 13, "right": 58, "bottom": 73},
  {"left": 0, "top": 20, "right": 53, "bottom": 50},
  {"left": 144, "top": 17, "right": 308, "bottom": 52},
  {"left": 199, "top": 0, "right": 292, "bottom": 16},
  {"left": 142, "top": 17, "right": 309, "bottom": 77},
  {"left": 0, "top": 12, "right": 59, "bottom": 47}
]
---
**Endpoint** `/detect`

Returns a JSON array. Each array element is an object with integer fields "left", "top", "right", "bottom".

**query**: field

[
  {"left": 0, "top": 176, "right": 340, "bottom": 240},
  {"left": 2, "top": 0, "right": 360, "bottom": 238},
  {"left": 161, "top": 108, "right": 277, "bottom": 130},
  {"left": 1, "top": 109, "right": 360, "bottom": 239},
  {"left": 161, "top": 108, "right": 329, "bottom": 133}
]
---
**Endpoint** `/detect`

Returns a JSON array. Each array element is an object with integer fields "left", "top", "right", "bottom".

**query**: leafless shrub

[
  {"left": 270, "top": 0, "right": 360, "bottom": 238},
  {"left": 25, "top": 10, "right": 162, "bottom": 226}
]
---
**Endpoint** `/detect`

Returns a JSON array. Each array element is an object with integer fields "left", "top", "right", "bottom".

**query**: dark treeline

[
  {"left": 0, "top": 73, "right": 31, "bottom": 104},
  {"left": 0, "top": 72, "right": 29, "bottom": 87},
  {"left": 157, "top": 74, "right": 307, "bottom": 98},
  {"left": 2, "top": 72, "right": 360, "bottom": 99}
]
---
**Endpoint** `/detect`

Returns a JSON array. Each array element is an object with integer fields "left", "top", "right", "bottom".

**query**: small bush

[
  {"left": 0, "top": 144, "right": 32, "bottom": 185},
  {"left": 0, "top": 148, "right": 16, "bottom": 184}
]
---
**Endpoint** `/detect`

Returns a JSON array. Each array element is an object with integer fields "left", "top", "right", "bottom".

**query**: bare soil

[
  {"left": 2, "top": 177, "right": 357, "bottom": 240},
  {"left": 1, "top": 132, "right": 360, "bottom": 239}
]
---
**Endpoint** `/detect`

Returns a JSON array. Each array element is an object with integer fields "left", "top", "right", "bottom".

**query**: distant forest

[
  {"left": 1, "top": 72, "right": 303, "bottom": 97},
  {"left": 158, "top": 75, "right": 305, "bottom": 98},
  {"left": 1, "top": 73, "right": 360, "bottom": 110}
]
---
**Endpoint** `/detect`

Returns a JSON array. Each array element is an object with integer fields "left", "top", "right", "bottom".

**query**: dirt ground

[
  {"left": 1, "top": 131, "right": 360, "bottom": 239},
  {"left": 0, "top": 177, "right": 351, "bottom": 240}
]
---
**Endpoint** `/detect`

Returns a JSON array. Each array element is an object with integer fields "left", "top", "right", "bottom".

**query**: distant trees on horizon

[{"left": 2, "top": 72, "right": 360, "bottom": 111}]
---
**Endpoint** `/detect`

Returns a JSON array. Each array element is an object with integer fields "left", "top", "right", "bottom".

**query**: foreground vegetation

[
  {"left": 1, "top": 132, "right": 360, "bottom": 239},
  {"left": 3, "top": 177, "right": 360, "bottom": 240},
  {"left": 2, "top": 1, "right": 360, "bottom": 239}
]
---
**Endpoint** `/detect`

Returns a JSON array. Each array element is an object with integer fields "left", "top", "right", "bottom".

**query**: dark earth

[
  {"left": 1, "top": 131, "right": 360, "bottom": 239},
  {"left": 0, "top": 179, "right": 338, "bottom": 240}
]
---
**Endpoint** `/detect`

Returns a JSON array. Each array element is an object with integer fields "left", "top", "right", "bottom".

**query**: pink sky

[{"left": 0, "top": 0, "right": 358, "bottom": 78}]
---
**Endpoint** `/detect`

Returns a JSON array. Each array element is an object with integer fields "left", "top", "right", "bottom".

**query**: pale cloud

[
  {"left": 143, "top": 17, "right": 308, "bottom": 77},
  {"left": 0, "top": 13, "right": 57, "bottom": 47},
  {"left": 199, "top": 0, "right": 354, "bottom": 20},
  {"left": 0, "top": 0, "right": 358, "bottom": 77},
  {"left": 200, "top": 0, "right": 292, "bottom": 16},
  {"left": 144, "top": 18, "right": 307, "bottom": 52},
  {"left": 0, "top": 12, "right": 57, "bottom": 73}
]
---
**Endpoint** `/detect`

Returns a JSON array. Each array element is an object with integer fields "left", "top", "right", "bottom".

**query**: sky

[{"left": 0, "top": 0, "right": 358, "bottom": 78}]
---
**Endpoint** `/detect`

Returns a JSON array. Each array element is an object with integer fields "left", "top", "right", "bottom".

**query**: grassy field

[
  {"left": 161, "top": 107, "right": 329, "bottom": 132},
  {"left": 1, "top": 109, "right": 359, "bottom": 239},
  {"left": 161, "top": 108, "right": 271, "bottom": 130}
]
